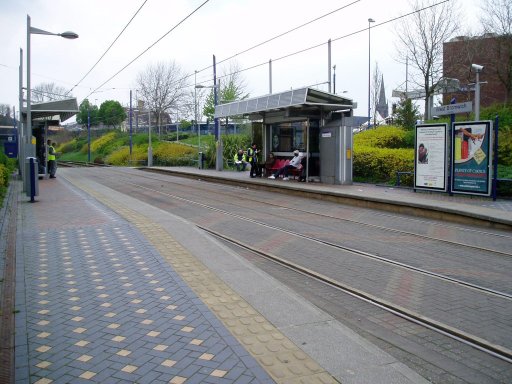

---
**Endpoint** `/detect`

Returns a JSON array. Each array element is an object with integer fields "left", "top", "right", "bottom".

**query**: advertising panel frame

[
  {"left": 450, "top": 121, "right": 492, "bottom": 196},
  {"left": 414, "top": 123, "right": 448, "bottom": 192}
]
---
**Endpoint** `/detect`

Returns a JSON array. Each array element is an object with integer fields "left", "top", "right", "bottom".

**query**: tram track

[
  {"left": 117, "top": 177, "right": 512, "bottom": 299},
  {"left": 83, "top": 168, "right": 511, "bottom": 294},
  {"left": 201, "top": 226, "right": 512, "bottom": 364},
  {"left": 67, "top": 165, "right": 512, "bottom": 254},
  {"left": 135, "top": 169, "right": 512, "bottom": 256},
  {"left": 114, "top": 168, "right": 512, "bottom": 257},
  {"left": 75, "top": 170, "right": 512, "bottom": 363}
]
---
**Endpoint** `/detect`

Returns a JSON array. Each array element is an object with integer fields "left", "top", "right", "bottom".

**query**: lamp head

[
  {"left": 368, "top": 18, "right": 375, "bottom": 23},
  {"left": 471, "top": 63, "right": 484, "bottom": 72},
  {"left": 60, "top": 31, "right": 79, "bottom": 39}
]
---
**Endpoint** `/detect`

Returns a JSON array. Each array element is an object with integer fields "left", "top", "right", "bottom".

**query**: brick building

[{"left": 443, "top": 34, "right": 512, "bottom": 107}]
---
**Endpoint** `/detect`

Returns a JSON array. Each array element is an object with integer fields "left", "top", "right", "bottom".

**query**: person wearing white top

[{"left": 268, "top": 150, "right": 302, "bottom": 180}]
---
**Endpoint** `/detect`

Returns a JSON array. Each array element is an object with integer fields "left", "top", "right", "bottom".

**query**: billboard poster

[
  {"left": 414, "top": 123, "right": 448, "bottom": 191},
  {"left": 451, "top": 121, "right": 492, "bottom": 196}
]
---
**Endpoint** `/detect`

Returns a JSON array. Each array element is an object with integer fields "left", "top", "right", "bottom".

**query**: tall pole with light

[
  {"left": 367, "top": 17, "right": 375, "bottom": 129},
  {"left": 26, "top": 14, "right": 78, "bottom": 159}
]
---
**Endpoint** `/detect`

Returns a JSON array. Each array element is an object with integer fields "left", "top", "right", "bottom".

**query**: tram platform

[
  {"left": 147, "top": 166, "right": 512, "bottom": 230},
  {"left": 2, "top": 166, "right": 508, "bottom": 383}
]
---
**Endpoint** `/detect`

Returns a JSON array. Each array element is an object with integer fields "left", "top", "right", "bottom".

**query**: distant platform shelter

[{"left": 215, "top": 87, "right": 357, "bottom": 184}]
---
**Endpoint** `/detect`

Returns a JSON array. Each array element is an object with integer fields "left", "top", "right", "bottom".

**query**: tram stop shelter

[
  {"left": 20, "top": 97, "right": 79, "bottom": 177},
  {"left": 214, "top": 87, "right": 357, "bottom": 184}
]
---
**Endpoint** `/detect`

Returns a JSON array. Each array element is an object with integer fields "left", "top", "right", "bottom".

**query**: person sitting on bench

[
  {"left": 233, "top": 149, "right": 247, "bottom": 171},
  {"left": 268, "top": 150, "right": 301, "bottom": 181}
]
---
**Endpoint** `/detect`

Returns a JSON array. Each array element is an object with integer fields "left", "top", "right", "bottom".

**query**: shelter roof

[
  {"left": 214, "top": 87, "right": 354, "bottom": 118},
  {"left": 21, "top": 98, "right": 79, "bottom": 122}
]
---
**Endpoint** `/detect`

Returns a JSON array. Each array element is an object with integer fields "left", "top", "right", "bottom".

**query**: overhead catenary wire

[
  {"left": 169, "top": 0, "right": 451, "bottom": 96},
  {"left": 89, "top": 0, "right": 362, "bottom": 98},
  {"left": 66, "top": 0, "right": 150, "bottom": 97},
  {"left": 194, "top": 0, "right": 361, "bottom": 75},
  {"left": 84, "top": 0, "right": 210, "bottom": 101}
]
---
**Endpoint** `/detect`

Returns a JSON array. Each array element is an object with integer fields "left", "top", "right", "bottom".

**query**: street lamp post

[
  {"left": 26, "top": 14, "right": 78, "bottom": 158},
  {"left": 367, "top": 18, "right": 375, "bottom": 129}
]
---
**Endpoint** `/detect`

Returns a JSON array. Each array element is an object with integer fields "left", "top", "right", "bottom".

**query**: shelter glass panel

[{"left": 270, "top": 121, "right": 310, "bottom": 152}]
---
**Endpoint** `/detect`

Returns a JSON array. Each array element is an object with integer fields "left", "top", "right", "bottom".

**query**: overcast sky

[{"left": 1, "top": 0, "right": 482, "bottom": 121}]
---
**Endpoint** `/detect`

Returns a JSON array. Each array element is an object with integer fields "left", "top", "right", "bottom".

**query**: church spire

[{"left": 376, "top": 75, "right": 389, "bottom": 118}]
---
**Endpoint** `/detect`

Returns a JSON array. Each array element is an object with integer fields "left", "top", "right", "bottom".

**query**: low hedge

[
  {"left": 354, "top": 145, "right": 414, "bottom": 184},
  {"left": 353, "top": 126, "right": 410, "bottom": 149}
]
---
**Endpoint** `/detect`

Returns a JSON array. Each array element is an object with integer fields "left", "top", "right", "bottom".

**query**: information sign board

[
  {"left": 414, "top": 123, "right": 448, "bottom": 192},
  {"left": 451, "top": 121, "right": 492, "bottom": 196}
]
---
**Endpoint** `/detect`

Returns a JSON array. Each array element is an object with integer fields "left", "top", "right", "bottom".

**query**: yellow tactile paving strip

[{"left": 66, "top": 176, "right": 339, "bottom": 384}]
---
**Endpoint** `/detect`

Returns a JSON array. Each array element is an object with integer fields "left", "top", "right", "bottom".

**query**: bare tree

[
  {"left": 136, "top": 61, "right": 187, "bottom": 136},
  {"left": 32, "top": 82, "right": 68, "bottom": 103},
  {"left": 480, "top": 0, "right": 512, "bottom": 35},
  {"left": 371, "top": 61, "right": 382, "bottom": 127},
  {"left": 395, "top": 0, "right": 461, "bottom": 118},
  {"left": 479, "top": 0, "right": 512, "bottom": 102}
]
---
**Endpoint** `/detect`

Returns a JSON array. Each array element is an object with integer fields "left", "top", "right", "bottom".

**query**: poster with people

[
  {"left": 414, "top": 123, "right": 448, "bottom": 191},
  {"left": 451, "top": 121, "right": 492, "bottom": 196}
]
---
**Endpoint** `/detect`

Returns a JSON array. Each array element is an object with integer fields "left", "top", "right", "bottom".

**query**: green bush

[
  {"left": 202, "top": 134, "right": 251, "bottom": 169},
  {"left": 353, "top": 126, "right": 414, "bottom": 185},
  {"left": 0, "top": 163, "right": 8, "bottom": 189},
  {"left": 105, "top": 145, "right": 147, "bottom": 166},
  {"left": 353, "top": 146, "right": 414, "bottom": 185},
  {"left": 480, "top": 105, "right": 512, "bottom": 128},
  {"left": 153, "top": 142, "right": 197, "bottom": 166},
  {"left": 166, "top": 132, "right": 191, "bottom": 141},
  {"left": 91, "top": 131, "right": 118, "bottom": 153},
  {"left": 497, "top": 127, "right": 512, "bottom": 166},
  {"left": 0, "top": 153, "right": 16, "bottom": 201},
  {"left": 354, "top": 126, "right": 410, "bottom": 149}
]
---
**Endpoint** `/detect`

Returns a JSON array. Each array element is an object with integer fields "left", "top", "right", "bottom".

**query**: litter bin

[
  {"left": 24, "top": 157, "right": 39, "bottom": 201},
  {"left": 198, "top": 152, "right": 205, "bottom": 169}
]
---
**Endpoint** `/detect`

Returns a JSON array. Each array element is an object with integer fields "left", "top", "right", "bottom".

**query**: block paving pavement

[{"left": 12, "top": 176, "right": 336, "bottom": 384}]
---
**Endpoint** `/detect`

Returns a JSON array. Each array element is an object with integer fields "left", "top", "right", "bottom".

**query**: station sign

[{"left": 432, "top": 102, "right": 472, "bottom": 116}]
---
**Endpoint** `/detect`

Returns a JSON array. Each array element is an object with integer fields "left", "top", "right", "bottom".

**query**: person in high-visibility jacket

[
  {"left": 47, "top": 139, "right": 57, "bottom": 178},
  {"left": 233, "top": 149, "right": 247, "bottom": 171},
  {"left": 247, "top": 143, "right": 261, "bottom": 178}
]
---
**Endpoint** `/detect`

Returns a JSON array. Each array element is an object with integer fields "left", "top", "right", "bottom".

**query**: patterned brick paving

[{"left": 15, "top": 180, "right": 277, "bottom": 383}]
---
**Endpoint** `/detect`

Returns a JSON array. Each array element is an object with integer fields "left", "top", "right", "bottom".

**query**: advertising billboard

[
  {"left": 414, "top": 123, "right": 448, "bottom": 192},
  {"left": 451, "top": 121, "right": 492, "bottom": 196}
]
